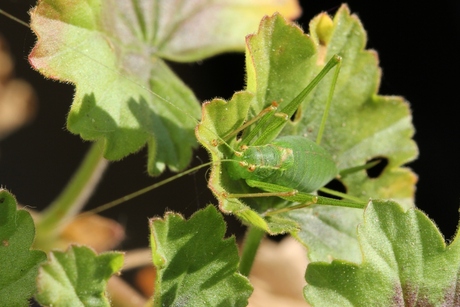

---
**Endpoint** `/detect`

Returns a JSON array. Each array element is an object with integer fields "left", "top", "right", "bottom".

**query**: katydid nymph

[
  {"left": 83, "top": 56, "right": 367, "bottom": 219},
  {"left": 84, "top": 55, "right": 368, "bottom": 217},
  {"left": 199, "top": 54, "right": 369, "bottom": 215}
]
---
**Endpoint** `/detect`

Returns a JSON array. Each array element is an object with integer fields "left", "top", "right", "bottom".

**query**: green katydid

[
  {"left": 77, "top": 54, "right": 369, "bottom": 218},
  {"left": 85, "top": 54, "right": 369, "bottom": 217},
  {"left": 198, "top": 54, "right": 369, "bottom": 215}
]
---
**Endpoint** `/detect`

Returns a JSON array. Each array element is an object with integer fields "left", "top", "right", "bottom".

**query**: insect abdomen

[{"left": 227, "top": 135, "right": 338, "bottom": 193}]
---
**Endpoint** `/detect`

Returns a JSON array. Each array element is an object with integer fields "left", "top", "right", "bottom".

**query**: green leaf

[
  {"left": 196, "top": 5, "right": 417, "bottom": 262},
  {"left": 28, "top": 0, "right": 301, "bottom": 175},
  {"left": 304, "top": 200, "right": 460, "bottom": 306},
  {"left": 35, "top": 245, "right": 123, "bottom": 307},
  {"left": 150, "top": 205, "right": 252, "bottom": 307},
  {"left": 0, "top": 189, "right": 47, "bottom": 306}
]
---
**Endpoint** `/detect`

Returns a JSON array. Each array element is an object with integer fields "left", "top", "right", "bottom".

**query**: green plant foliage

[
  {"left": 150, "top": 205, "right": 253, "bottom": 307},
  {"left": 27, "top": 0, "right": 300, "bottom": 175},
  {"left": 196, "top": 5, "right": 418, "bottom": 262},
  {"left": 304, "top": 200, "right": 460, "bottom": 306},
  {"left": 35, "top": 245, "right": 123, "bottom": 307},
  {"left": 0, "top": 189, "right": 47, "bottom": 306}
]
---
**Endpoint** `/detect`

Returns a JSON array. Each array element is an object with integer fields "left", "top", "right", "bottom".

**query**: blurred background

[{"left": 0, "top": 0, "right": 459, "bottom": 252}]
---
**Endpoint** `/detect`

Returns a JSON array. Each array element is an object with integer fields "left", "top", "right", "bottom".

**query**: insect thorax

[
  {"left": 226, "top": 141, "right": 295, "bottom": 182},
  {"left": 227, "top": 136, "right": 338, "bottom": 193}
]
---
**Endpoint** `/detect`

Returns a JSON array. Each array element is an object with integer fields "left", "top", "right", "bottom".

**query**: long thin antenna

[
  {"left": 0, "top": 9, "right": 29, "bottom": 28},
  {"left": 79, "top": 158, "right": 239, "bottom": 215},
  {"left": 80, "top": 162, "right": 214, "bottom": 216},
  {"left": 316, "top": 55, "right": 342, "bottom": 145}
]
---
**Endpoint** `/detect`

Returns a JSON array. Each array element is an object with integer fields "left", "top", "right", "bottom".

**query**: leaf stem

[
  {"left": 239, "top": 226, "right": 265, "bottom": 276},
  {"left": 34, "top": 140, "right": 108, "bottom": 248}
]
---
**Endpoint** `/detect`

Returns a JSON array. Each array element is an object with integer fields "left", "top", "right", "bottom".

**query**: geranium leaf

[
  {"left": 196, "top": 6, "right": 417, "bottom": 264},
  {"left": 150, "top": 205, "right": 252, "bottom": 306},
  {"left": 0, "top": 189, "right": 47, "bottom": 306},
  {"left": 304, "top": 200, "right": 460, "bottom": 306},
  {"left": 35, "top": 245, "right": 123, "bottom": 307}
]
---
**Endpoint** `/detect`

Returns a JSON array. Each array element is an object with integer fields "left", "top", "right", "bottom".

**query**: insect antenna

[
  {"left": 0, "top": 9, "right": 28, "bottom": 27},
  {"left": 316, "top": 54, "right": 342, "bottom": 145},
  {"left": 79, "top": 158, "right": 241, "bottom": 215}
]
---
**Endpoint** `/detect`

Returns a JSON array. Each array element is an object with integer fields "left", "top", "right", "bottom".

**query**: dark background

[{"left": 1, "top": 0, "right": 459, "bottom": 250}]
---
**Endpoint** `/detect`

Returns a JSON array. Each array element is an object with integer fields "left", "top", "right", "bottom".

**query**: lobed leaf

[
  {"left": 28, "top": 0, "right": 300, "bottom": 175},
  {"left": 35, "top": 245, "right": 124, "bottom": 307},
  {"left": 304, "top": 200, "right": 460, "bottom": 306},
  {"left": 196, "top": 5, "right": 418, "bottom": 263},
  {"left": 150, "top": 205, "right": 252, "bottom": 307},
  {"left": 0, "top": 189, "right": 47, "bottom": 306}
]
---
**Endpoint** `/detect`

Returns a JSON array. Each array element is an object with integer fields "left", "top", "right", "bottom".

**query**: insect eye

[{"left": 270, "top": 101, "right": 279, "bottom": 108}]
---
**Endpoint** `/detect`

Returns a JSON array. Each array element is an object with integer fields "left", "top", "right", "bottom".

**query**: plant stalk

[
  {"left": 34, "top": 140, "right": 108, "bottom": 248},
  {"left": 239, "top": 226, "right": 265, "bottom": 276}
]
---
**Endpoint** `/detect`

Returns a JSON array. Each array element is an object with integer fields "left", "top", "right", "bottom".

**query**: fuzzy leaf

[
  {"left": 150, "top": 205, "right": 252, "bottom": 307},
  {"left": 304, "top": 200, "right": 460, "bottom": 306},
  {"left": 196, "top": 5, "right": 417, "bottom": 263},
  {"left": 35, "top": 245, "right": 123, "bottom": 307},
  {"left": 28, "top": 0, "right": 300, "bottom": 175},
  {"left": 0, "top": 189, "right": 47, "bottom": 306}
]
